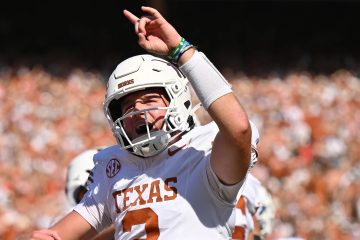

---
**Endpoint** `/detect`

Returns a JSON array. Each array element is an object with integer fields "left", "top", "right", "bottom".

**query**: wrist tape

[{"left": 179, "top": 51, "right": 232, "bottom": 109}]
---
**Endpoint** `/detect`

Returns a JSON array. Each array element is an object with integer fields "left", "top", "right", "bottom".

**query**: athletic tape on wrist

[{"left": 179, "top": 51, "right": 232, "bottom": 109}]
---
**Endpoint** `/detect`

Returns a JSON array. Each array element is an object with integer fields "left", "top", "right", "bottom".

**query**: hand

[
  {"left": 27, "top": 229, "right": 61, "bottom": 240},
  {"left": 123, "top": 6, "right": 182, "bottom": 55}
]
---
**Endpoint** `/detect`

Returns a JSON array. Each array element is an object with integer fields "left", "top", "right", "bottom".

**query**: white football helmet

[
  {"left": 65, "top": 148, "right": 101, "bottom": 206},
  {"left": 254, "top": 185, "right": 276, "bottom": 237},
  {"left": 103, "top": 55, "right": 196, "bottom": 157}
]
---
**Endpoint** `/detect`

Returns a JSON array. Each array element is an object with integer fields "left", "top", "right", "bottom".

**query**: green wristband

[
  {"left": 167, "top": 37, "right": 194, "bottom": 64},
  {"left": 168, "top": 38, "right": 185, "bottom": 59}
]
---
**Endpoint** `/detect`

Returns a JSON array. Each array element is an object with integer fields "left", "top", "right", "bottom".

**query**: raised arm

[{"left": 123, "top": 6, "right": 251, "bottom": 185}]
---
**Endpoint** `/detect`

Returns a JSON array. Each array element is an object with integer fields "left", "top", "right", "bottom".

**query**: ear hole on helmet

[
  {"left": 187, "top": 115, "right": 195, "bottom": 128},
  {"left": 184, "top": 100, "right": 191, "bottom": 109}
]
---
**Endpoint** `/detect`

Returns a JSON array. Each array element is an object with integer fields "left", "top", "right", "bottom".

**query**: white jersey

[
  {"left": 74, "top": 122, "right": 247, "bottom": 239},
  {"left": 232, "top": 174, "right": 262, "bottom": 240}
]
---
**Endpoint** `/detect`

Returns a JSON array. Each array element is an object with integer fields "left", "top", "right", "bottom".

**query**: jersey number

[{"left": 122, "top": 207, "right": 160, "bottom": 240}]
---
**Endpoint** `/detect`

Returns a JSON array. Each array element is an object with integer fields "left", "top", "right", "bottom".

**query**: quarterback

[{"left": 29, "top": 6, "right": 253, "bottom": 240}]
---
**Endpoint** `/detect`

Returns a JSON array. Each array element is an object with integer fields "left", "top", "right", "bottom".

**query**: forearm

[{"left": 50, "top": 211, "right": 97, "bottom": 240}]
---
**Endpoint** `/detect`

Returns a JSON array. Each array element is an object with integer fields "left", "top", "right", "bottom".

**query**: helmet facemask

[{"left": 113, "top": 104, "right": 179, "bottom": 157}]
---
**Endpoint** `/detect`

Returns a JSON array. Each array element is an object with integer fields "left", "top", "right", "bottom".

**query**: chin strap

[{"left": 191, "top": 102, "right": 202, "bottom": 114}]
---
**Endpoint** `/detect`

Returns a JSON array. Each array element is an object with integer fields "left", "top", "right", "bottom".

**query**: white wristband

[{"left": 179, "top": 50, "right": 232, "bottom": 109}]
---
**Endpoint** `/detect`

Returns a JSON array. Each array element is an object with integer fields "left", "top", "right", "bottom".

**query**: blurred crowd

[
  {"left": 0, "top": 65, "right": 359, "bottom": 240},
  {"left": 0, "top": 66, "right": 115, "bottom": 239}
]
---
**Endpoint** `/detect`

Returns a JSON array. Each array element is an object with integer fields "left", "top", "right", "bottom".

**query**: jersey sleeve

[
  {"left": 73, "top": 154, "right": 112, "bottom": 232},
  {"left": 205, "top": 158, "right": 247, "bottom": 204},
  {"left": 191, "top": 122, "right": 247, "bottom": 204}
]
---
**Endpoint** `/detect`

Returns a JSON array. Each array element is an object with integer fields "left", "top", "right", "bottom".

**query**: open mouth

[{"left": 135, "top": 123, "right": 153, "bottom": 135}]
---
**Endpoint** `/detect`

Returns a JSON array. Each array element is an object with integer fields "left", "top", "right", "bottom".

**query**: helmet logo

[
  {"left": 118, "top": 79, "right": 134, "bottom": 89},
  {"left": 106, "top": 159, "right": 121, "bottom": 178}
]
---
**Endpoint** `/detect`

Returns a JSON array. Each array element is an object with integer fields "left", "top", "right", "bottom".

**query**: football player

[{"left": 29, "top": 6, "right": 254, "bottom": 239}]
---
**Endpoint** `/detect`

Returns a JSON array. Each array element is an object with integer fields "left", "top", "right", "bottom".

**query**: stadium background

[{"left": 1, "top": 0, "right": 359, "bottom": 239}]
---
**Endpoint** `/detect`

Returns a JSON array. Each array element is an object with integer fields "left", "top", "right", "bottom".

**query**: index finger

[
  {"left": 140, "top": 6, "right": 163, "bottom": 19},
  {"left": 123, "top": 9, "right": 139, "bottom": 24}
]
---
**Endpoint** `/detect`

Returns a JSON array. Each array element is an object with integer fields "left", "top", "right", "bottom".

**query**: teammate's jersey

[
  {"left": 232, "top": 174, "right": 262, "bottom": 240},
  {"left": 74, "top": 122, "right": 247, "bottom": 239}
]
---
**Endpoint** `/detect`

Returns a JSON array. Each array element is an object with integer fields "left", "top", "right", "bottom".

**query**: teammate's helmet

[
  {"left": 255, "top": 185, "right": 276, "bottom": 237},
  {"left": 250, "top": 120, "right": 260, "bottom": 167},
  {"left": 65, "top": 149, "right": 98, "bottom": 206},
  {"left": 103, "top": 55, "right": 195, "bottom": 157}
]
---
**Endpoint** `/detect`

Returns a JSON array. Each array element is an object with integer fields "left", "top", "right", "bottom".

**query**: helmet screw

[
  {"left": 175, "top": 115, "right": 183, "bottom": 125},
  {"left": 172, "top": 84, "right": 180, "bottom": 93}
]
